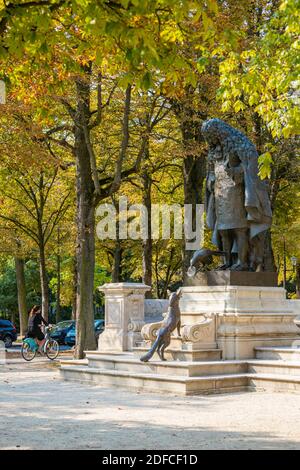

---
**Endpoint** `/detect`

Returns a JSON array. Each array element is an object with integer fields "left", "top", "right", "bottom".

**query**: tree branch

[
  {"left": 82, "top": 123, "right": 101, "bottom": 195},
  {"left": 0, "top": 190, "right": 38, "bottom": 221},
  {"left": 44, "top": 196, "right": 70, "bottom": 245},
  {"left": 109, "top": 84, "right": 132, "bottom": 195},
  {"left": 0, "top": 214, "right": 39, "bottom": 244},
  {"left": 47, "top": 135, "right": 75, "bottom": 153},
  {"left": 59, "top": 98, "right": 76, "bottom": 120}
]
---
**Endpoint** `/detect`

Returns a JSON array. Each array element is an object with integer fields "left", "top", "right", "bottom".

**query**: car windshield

[
  {"left": 52, "top": 321, "right": 74, "bottom": 332},
  {"left": 66, "top": 320, "right": 103, "bottom": 334}
]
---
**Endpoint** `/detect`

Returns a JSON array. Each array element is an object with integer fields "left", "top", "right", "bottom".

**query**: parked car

[
  {"left": 50, "top": 320, "right": 75, "bottom": 345},
  {"left": 0, "top": 319, "right": 17, "bottom": 348},
  {"left": 64, "top": 319, "right": 105, "bottom": 347},
  {"left": 95, "top": 319, "right": 105, "bottom": 341}
]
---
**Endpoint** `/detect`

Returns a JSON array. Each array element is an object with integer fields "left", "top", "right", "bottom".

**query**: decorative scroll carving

[
  {"left": 141, "top": 321, "right": 163, "bottom": 341},
  {"left": 128, "top": 319, "right": 145, "bottom": 332},
  {"left": 181, "top": 318, "right": 213, "bottom": 343}
]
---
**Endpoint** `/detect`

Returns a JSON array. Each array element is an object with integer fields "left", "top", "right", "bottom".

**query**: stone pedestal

[
  {"left": 185, "top": 271, "right": 278, "bottom": 287},
  {"left": 140, "top": 283, "right": 299, "bottom": 360},
  {"left": 98, "top": 282, "right": 151, "bottom": 352},
  {"left": 179, "top": 285, "right": 299, "bottom": 359},
  {"left": 61, "top": 281, "right": 300, "bottom": 395}
]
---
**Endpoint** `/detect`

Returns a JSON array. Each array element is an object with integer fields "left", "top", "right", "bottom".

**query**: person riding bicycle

[{"left": 27, "top": 305, "right": 48, "bottom": 352}]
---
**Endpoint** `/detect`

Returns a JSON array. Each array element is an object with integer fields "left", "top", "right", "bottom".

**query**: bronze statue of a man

[{"left": 202, "top": 119, "right": 272, "bottom": 272}]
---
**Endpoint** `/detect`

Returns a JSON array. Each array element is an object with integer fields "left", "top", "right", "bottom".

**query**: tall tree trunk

[
  {"left": 296, "top": 264, "right": 300, "bottom": 299},
  {"left": 142, "top": 168, "right": 152, "bottom": 296},
  {"left": 252, "top": 112, "right": 263, "bottom": 154},
  {"left": 154, "top": 247, "right": 160, "bottom": 298},
  {"left": 265, "top": 179, "right": 278, "bottom": 272},
  {"left": 55, "top": 227, "right": 62, "bottom": 323},
  {"left": 182, "top": 154, "right": 206, "bottom": 277},
  {"left": 161, "top": 247, "right": 175, "bottom": 299},
  {"left": 74, "top": 74, "right": 97, "bottom": 358},
  {"left": 179, "top": 110, "right": 206, "bottom": 283},
  {"left": 263, "top": 230, "right": 276, "bottom": 272},
  {"left": 172, "top": 91, "right": 207, "bottom": 284},
  {"left": 39, "top": 243, "right": 49, "bottom": 322},
  {"left": 71, "top": 256, "right": 77, "bottom": 320},
  {"left": 76, "top": 197, "right": 96, "bottom": 357},
  {"left": 111, "top": 200, "right": 123, "bottom": 282},
  {"left": 56, "top": 252, "right": 61, "bottom": 323},
  {"left": 15, "top": 257, "right": 27, "bottom": 336},
  {"left": 265, "top": 174, "right": 280, "bottom": 272},
  {"left": 252, "top": 112, "right": 276, "bottom": 272},
  {"left": 112, "top": 241, "right": 123, "bottom": 282}
]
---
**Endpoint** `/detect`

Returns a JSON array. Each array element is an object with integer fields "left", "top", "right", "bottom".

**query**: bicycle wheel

[
  {"left": 21, "top": 342, "right": 36, "bottom": 361},
  {"left": 45, "top": 339, "right": 59, "bottom": 360}
]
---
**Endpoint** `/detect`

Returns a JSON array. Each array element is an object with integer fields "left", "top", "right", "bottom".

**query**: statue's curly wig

[{"left": 201, "top": 118, "right": 259, "bottom": 166}]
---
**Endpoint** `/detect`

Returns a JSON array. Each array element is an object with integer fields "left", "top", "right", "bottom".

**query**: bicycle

[{"left": 21, "top": 326, "right": 59, "bottom": 362}]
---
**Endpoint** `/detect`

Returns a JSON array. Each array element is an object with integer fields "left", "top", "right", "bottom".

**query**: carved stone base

[
  {"left": 217, "top": 313, "right": 299, "bottom": 359},
  {"left": 141, "top": 285, "right": 300, "bottom": 360},
  {"left": 98, "top": 283, "right": 150, "bottom": 352},
  {"left": 185, "top": 271, "right": 278, "bottom": 287}
]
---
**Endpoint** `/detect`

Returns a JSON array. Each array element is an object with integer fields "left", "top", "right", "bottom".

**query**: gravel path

[{"left": 1, "top": 361, "right": 300, "bottom": 450}]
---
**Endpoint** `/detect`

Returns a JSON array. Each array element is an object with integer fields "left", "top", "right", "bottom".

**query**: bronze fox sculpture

[{"left": 140, "top": 289, "right": 182, "bottom": 362}]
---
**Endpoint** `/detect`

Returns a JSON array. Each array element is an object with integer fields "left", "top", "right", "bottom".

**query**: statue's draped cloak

[{"left": 202, "top": 119, "right": 272, "bottom": 251}]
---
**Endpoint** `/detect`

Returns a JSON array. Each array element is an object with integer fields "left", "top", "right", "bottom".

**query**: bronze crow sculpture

[{"left": 188, "top": 248, "right": 225, "bottom": 276}]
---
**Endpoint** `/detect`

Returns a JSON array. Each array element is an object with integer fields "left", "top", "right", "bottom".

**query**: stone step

[
  {"left": 141, "top": 335, "right": 193, "bottom": 350},
  {"left": 59, "top": 355, "right": 300, "bottom": 395},
  {"left": 132, "top": 347, "right": 222, "bottom": 362},
  {"left": 255, "top": 346, "right": 300, "bottom": 361},
  {"left": 60, "top": 359, "right": 88, "bottom": 366},
  {"left": 141, "top": 335, "right": 217, "bottom": 351},
  {"left": 60, "top": 365, "right": 300, "bottom": 395},
  {"left": 59, "top": 365, "right": 249, "bottom": 395},
  {"left": 84, "top": 350, "right": 133, "bottom": 356},
  {"left": 168, "top": 336, "right": 191, "bottom": 349},
  {"left": 84, "top": 353, "right": 247, "bottom": 377},
  {"left": 249, "top": 373, "right": 300, "bottom": 393},
  {"left": 247, "top": 360, "right": 300, "bottom": 376}
]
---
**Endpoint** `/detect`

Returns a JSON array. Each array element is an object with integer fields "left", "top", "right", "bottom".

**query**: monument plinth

[
  {"left": 185, "top": 271, "right": 278, "bottom": 287},
  {"left": 186, "top": 271, "right": 278, "bottom": 287},
  {"left": 98, "top": 282, "right": 151, "bottom": 352},
  {"left": 178, "top": 283, "right": 299, "bottom": 360},
  {"left": 139, "top": 282, "right": 299, "bottom": 361}
]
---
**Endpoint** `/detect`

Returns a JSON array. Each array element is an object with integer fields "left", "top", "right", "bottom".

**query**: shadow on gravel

[{"left": 0, "top": 368, "right": 299, "bottom": 450}]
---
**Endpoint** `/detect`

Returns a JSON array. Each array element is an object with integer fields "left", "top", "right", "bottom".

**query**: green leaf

[
  {"left": 282, "top": 126, "right": 291, "bottom": 138},
  {"left": 233, "top": 100, "right": 245, "bottom": 112},
  {"left": 258, "top": 152, "right": 273, "bottom": 179},
  {"left": 140, "top": 71, "right": 153, "bottom": 90},
  {"left": 118, "top": 73, "right": 133, "bottom": 89},
  {"left": 120, "top": 0, "right": 130, "bottom": 7},
  {"left": 196, "top": 56, "right": 209, "bottom": 73},
  {"left": 208, "top": 0, "right": 219, "bottom": 14}
]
